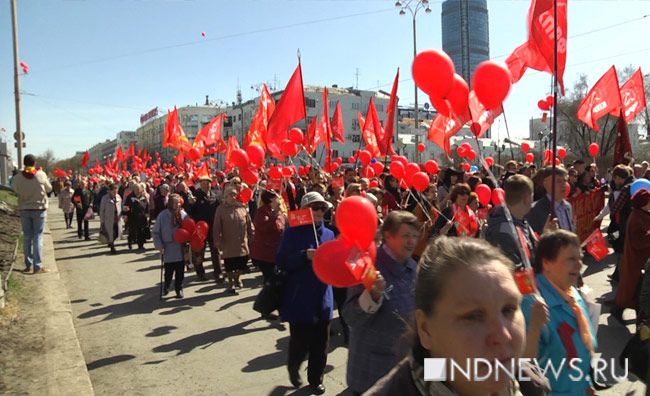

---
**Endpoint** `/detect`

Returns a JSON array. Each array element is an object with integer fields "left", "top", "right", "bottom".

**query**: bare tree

[{"left": 34, "top": 149, "right": 57, "bottom": 173}]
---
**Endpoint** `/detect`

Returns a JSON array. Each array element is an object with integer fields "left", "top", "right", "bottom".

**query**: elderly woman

[
  {"left": 276, "top": 192, "right": 335, "bottom": 395},
  {"left": 58, "top": 180, "right": 74, "bottom": 229},
  {"left": 612, "top": 190, "right": 650, "bottom": 323},
  {"left": 344, "top": 211, "right": 420, "bottom": 395},
  {"left": 213, "top": 186, "right": 254, "bottom": 295},
  {"left": 522, "top": 230, "right": 596, "bottom": 395},
  {"left": 152, "top": 193, "right": 188, "bottom": 298},
  {"left": 99, "top": 183, "right": 123, "bottom": 255},
  {"left": 123, "top": 183, "right": 149, "bottom": 250},
  {"left": 366, "top": 237, "right": 530, "bottom": 395},
  {"left": 433, "top": 183, "right": 478, "bottom": 238},
  {"left": 250, "top": 189, "right": 286, "bottom": 284}
]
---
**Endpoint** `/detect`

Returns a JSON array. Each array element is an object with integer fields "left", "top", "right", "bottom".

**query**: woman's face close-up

[
  {"left": 543, "top": 244, "right": 582, "bottom": 290},
  {"left": 455, "top": 191, "right": 469, "bottom": 207},
  {"left": 416, "top": 261, "right": 525, "bottom": 395}
]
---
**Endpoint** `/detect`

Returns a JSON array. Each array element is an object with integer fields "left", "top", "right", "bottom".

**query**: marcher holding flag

[{"left": 276, "top": 191, "right": 334, "bottom": 394}]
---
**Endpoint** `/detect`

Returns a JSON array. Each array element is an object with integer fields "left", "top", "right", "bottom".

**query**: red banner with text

[{"left": 567, "top": 188, "right": 606, "bottom": 243}]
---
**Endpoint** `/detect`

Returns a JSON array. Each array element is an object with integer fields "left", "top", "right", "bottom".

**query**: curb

[{"left": 38, "top": 218, "right": 95, "bottom": 395}]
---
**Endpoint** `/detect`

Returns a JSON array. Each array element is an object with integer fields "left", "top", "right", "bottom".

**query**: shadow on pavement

[
  {"left": 242, "top": 336, "right": 289, "bottom": 373},
  {"left": 86, "top": 354, "right": 136, "bottom": 370},
  {"left": 583, "top": 252, "right": 618, "bottom": 278},
  {"left": 145, "top": 326, "right": 178, "bottom": 337},
  {"left": 152, "top": 317, "right": 271, "bottom": 355},
  {"left": 217, "top": 294, "right": 256, "bottom": 311},
  {"left": 136, "top": 264, "right": 161, "bottom": 272}
]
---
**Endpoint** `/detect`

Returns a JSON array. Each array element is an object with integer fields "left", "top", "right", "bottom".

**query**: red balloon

[
  {"left": 472, "top": 61, "right": 512, "bottom": 109},
  {"left": 281, "top": 139, "right": 298, "bottom": 157},
  {"left": 461, "top": 162, "right": 470, "bottom": 172},
  {"left": 288, "top": 128, "right": 304, "bottom": 145},
  {"left": 240, "top": 167, "right": 259, "bottom": 185},
  {"left": 417, "top": 142, "right": 426, "bottom": 153},
  {"left": 430, "top": 96, "right": 450, "bottom": 117},
  {"left": 537, "top": 99, "right": 550, "bottom": 111},
  {"left": 525, "top": 153, "right": 535, "bottom": 163},
  {"left": 239, "top": 187, "right": 253, "bottom": 203},
  {"left": 546, "top": 95, "right": 555, "bottom": 107},
  {"left": 390, "top": 161, "right": 405, "bottom": 179},
  {"left": 485, "top": 156, "right": 495, "bottom": 167},
  {"left": 457, "top": 145, "right": 468, "bottom": 158},
  {"left": 588, "top": 143, "right": 599, "bottom": 157},
  {"left": 491, "top": 188, "right": 505, "bottom": 206},
  {"left": 358, "top": 150, "right": 372, "bottom": 166},
  {"left": 313, "top": 237, "right": 375, "bottom": 288},
  {"left": 466, "top": 150, "right": 476, "bottom": 162},
  {"left": 187, "top": 148, "right": 201, "bottom": 162},
  {"left": 475, "top": 184, "right": 491, "bottom": 206},
  {"left": 336, "top": 157, "right": 343, "bottom": 165},
  {"left": 447, "top": 74, "right": 470, "bottom": 115},
  {"left": 363, "top": 166, "right": 375, "bottom": 178},
  {"left": 558, "top": 147, "right": 567, "bottom": 159},
  {"left": 231, "top": 149, "right": 249, "bottom": 168},
  {"left": 246, "top": 145, "right": 265, "bottom": 168},
  {"left": 412, "top": 49, "right": 455, "bottom": 98},
  {"left": 369, "top": 180, "right": 379, "bottom": 188},
  {"left": 190, "top": 236, "right": 205, "bottom": 252},
  {"left": 268, "top": 166, "right": 282, "bottom": 180},
  {"left": 348, "top": 156, "right": 355, "bottom": 164},
  {"left": 196, "top": 221, "right": 209, "bottom": 238},
  {"left": 405, "top": 163, "right": 420, "bottom": 185},
  {"left": 470, "top": 122, "right": 481, "bottom": 136},
  {"left": 336, "top": 196, "right": 378, "bottom": 250},
  {"left": 544, "top": 149, "right": 553, "bottom": 164},
  {"left": 411, "top": 172, "right": 430, "bottom": 192},
  {"left": 371, "top": 161, "right": 385, "bottom": 175},
  {"left": 181, "top": 218, "right": 196, "bottom": 234},
  {"left": 282, "top": 166, "right": 295, "bottom": 177},
  {"left": 521, "top": 142, "right": 530, "bottom": 153},
  {"left": 425, "top": 160, "right": 439, "bottom": 175},
  {"left": 174, "top": 228, "right": 191, "bottom": 244}
]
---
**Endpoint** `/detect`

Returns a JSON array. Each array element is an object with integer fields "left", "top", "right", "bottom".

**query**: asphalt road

[{"left": 49, "top": 208, "right": 646, "bottom": 395}]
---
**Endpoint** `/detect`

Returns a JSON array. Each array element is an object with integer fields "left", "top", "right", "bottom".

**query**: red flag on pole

[
  {"left": 127, "top": 143, "right": 135, "bottom": 158},
  {"left": 620, "top": 68, "right": 647, "bottom": 123},
  {"left": 361, "top": 99, "right": 383, "bottom": 157},
  {"left": 266, "top": 63, "right": 306, "bottom": 160},
  {"left": 288, "top": 208, "right": 314, "bottom": 227},
  {"left": 306, "top": 116, "right": 320, "bottom": 154},
  {"left": 331, "top": 101, "right": 345, "bottom": 144},
  {"left": 225, "top": 135, "right": 241, "bottom": 170},
  {"left": 81, "top": 151, "right": 89, "bottom": 168},
  {"left": 317, "top": 87, "right": 333, "bottom": 157},
  {"left": 195, "top": 114, "right": 226, "bottom": 148},
  {"left": 20, "top": 61, "right": 29, "bottom": 74},
  {"left": 115, "top": 146, "right": 125, "bottom": 162},
  {"left": 245, "top": 84, "right": 275, "bottom": 149},
  {"left": 576, "top": 66, "right": 622, "bottom": 131},
  {"left": 427, "top": 114, "right": 465, "bottom": 156},
  {"left": 164, "top": 107, "right": 191, "bottom": 151},
  {"left": 614, "top": 110, "right": 633, "bottom": 165},
  {"left": 469, "top": 91, "right": 502, "bottom": 138},
  {"left": 383, "top": 69, "right": 399, "bottom": 156},
  {"left": 583, "top": 228, "right": 609, "bottom": 261}
]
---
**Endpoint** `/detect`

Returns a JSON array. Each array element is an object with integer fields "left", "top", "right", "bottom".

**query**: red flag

[
  {"left": 306, "top": 116, "right": 321, "bottom": 154},
  {"left": 383, "top": 69, "right": 399, "bottom": 156},
  {"left": 266, "top": 63, "right": 306, "bottom": 160},
  {"left": 505, "top": 0, "right": 567, "bottom": 93},
  {"left": 245, "top": 84, "right": 275, "bottom": 148},
  {"left": 20, "top": 61, "right": 29, "bottom": 74},
  {"left": 288, "top": 208, "right": 314, "bottom": 227},
  {"left": 576, "top": 66, "right": 621, "bottom": 131},
  {"left": 225, "top": 135, "right": 241, "bottom": 169},
  {"left": 127, "top": 143, "right": 135, "bottom": 158},
  {"left": 614, "top": 110, "right": 633, "bottom": 165},
  {"left": 195, "top": 114, "right": 226, "bottom": 149},
  {"left": 174, "top": 151, "right": 185, "bottom": 167},
  {"left": 469, "top": 91, "right": 502, "bottom": 138},
  {"left": 164, "top": 107, "right": 191, "bottom": 151},
  {"left": 583, "top": 228, "right": 609, "bottom": 261},
  {"left": 427, "top": 114, "right": 465, "bottom": 156},
  {"left": 317, "top": 87, "right": 333, "bottom": 157},
  {"left": 620, "top": 68, "right": 646, "bottom": 123},
  {"left": 115, "top": 146, "right": 125, "bottom": 162},
  {"left": 362, "top": 99, "right": 383, "bottom": 157},
  {"left": 331, "top": 101, "right": 345, "bottom": 144},
  {"left": 195, "top": 161, "right": 210, "bottom": 180},
  {"left": 81, "top": 151, "right": 89, "bottom": 168}
]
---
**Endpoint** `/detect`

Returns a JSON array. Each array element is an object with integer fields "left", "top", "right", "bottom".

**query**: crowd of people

[{"left": 12, "top": 150, "right": 650, "bottom": 395}]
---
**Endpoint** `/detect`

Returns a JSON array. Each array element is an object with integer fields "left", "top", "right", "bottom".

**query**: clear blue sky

[{"left": 1, "top": 0, "right": 649, "bottom": 161}]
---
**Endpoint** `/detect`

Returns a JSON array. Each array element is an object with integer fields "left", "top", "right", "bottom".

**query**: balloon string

[{"left": 402, "top": 182, "right": 452, "bottom": 224}]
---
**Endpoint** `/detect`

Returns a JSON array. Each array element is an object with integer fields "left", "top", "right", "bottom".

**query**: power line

[
  {"left": 20, "top": 91, "right": 141, "bottom": 111},
  {"left": 30, "top": 7, "right": 395, "bottom": 74}
]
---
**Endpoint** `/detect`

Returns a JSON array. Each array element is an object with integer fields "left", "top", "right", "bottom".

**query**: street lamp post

[
  {"left": 396, "top": 0, "right": 431, "bottom": 163},
  {"left": 494, "top": 142, "right": 506, "bottom": 165}
]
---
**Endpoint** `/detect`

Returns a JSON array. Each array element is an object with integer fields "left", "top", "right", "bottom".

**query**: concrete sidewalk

[{"left": 1, "top": 211, "right": 94, "bottom": 395}]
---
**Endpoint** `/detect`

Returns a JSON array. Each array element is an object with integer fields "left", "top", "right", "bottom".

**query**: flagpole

[
  {"left": 550, "top": 0, "right": 559, "bottom": 219},
  {"left": 11, "top": 0, "right": 23, "bottom": 164},
  {"left": 501, "top": 106, "right": 516, "bottom": 161},
  {"left": 297, "top": 49, "right": 315, "bottom": 170}
]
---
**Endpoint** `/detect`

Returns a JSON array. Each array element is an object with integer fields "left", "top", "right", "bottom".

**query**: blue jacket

[
  {"left": 521, "top": 274, "right": 597, "bottom": 395},
  {"left": 152, "top": 209, "right": 188, "bottom": 263},
  {"left": 276, "top": 222, "right": 335, "bottom": 323},
  {"left": 344, "top": 244, "right": 417, "bottom": 393}
]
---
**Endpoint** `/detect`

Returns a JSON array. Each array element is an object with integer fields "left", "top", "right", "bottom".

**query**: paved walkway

[{"left": 47, "top": 207, "right": 646, "bottom": 395}]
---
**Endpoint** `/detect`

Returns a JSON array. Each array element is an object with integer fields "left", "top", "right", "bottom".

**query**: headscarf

[{"left": 632, "top": 189, "right": 650, "bottom": 210}]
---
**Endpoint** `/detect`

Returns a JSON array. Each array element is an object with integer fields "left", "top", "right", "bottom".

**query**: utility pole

[
  {"left": 354, "top": 68, "right": 360, "bottom": 90},
  {"left": 11, "top": 0, "right": 24, "bottom": 165}
]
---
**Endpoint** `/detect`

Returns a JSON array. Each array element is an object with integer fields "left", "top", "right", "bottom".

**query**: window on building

[
  {"left": 351, "top": 134, "right": 361, "bottom": 143},
  {"left": 376, "top": 104, "right": 384, "bottom": 112},
  {"left": 332, "top": 150, "right": 338, "bottom": 158},
  {"left": 329, "top": 100, "right": 336, "bottom": 109},
  {"left": 306, "top": 98, "right": 316, "bottom": 108},
  {"left": 352, "top": 119, "right": 359, "bottom": 131},
  {"left": 351, "top": 102, "right": 360, "bottom": 110}
]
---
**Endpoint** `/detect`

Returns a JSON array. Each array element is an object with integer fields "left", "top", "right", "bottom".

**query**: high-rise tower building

[{"left": 441, "top": 0, "right": 490, "bottom": 87}]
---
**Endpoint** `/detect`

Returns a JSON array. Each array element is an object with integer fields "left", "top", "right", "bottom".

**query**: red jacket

[{"left": 250, "top": 204, "right": 286, "bottom": 263}]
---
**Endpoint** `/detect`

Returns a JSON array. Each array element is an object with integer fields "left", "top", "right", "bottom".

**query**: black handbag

[
  {"left": 619, "top": 330, "right": 650, "bottom": 383},
  {"left": 253, "top": 269, "right": 286, "bottom": 316}
]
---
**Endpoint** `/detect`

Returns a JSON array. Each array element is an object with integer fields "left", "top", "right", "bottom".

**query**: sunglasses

[
  {"left": 458, "top": 191, "right": 469, "bottom": 196},
  {"left": 310, "top": 203, "right": 328, "bottom": 212}
]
